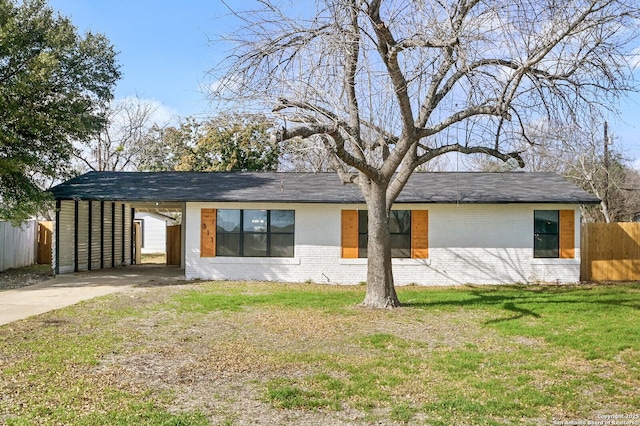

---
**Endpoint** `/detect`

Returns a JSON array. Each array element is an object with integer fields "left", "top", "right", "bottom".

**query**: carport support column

[
  {"left": 88, "top": 201, "right": 92, "bottom": 271},
  {"left": 100, "top": 201, "right": 105, "bottom": 269},
  {"left": 111, "top": 202, "right": 115, "bottom": 268},
  {"left": 74, "top": 200, "right": 79, "bottom": 273},
  {"left": 130, "top": 207, "right": 135, "bottom": 265},
  {"left": 181, "top": 202, "right": 186, "bottom": 269},
  {"left": 55, "top": 200, "right": 60, "bottom": 275},
  {"left": 122, "top": 203, "right": 126, "bottom": 265}
]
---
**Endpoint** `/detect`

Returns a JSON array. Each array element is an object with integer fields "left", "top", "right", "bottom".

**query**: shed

[{"left": 134, "top": 211, "right": 176, "bottom": 254}]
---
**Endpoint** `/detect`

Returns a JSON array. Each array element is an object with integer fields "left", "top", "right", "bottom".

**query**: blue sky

[
  {"left": 48, "top": 0, "right": 227, "bottom": 119},
  {"left": 48, "top": 0, "right": 640, "bottom": 166}
]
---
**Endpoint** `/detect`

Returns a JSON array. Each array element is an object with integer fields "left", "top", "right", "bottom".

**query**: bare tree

[
  {"left": 74, "top": 97, "right": 165, "bottom": 172},
  {"left": 471, "top": 118, "right": 640, "bottom": 223},
  {"left": 212, "top": 0, "right": 639, "bottom": 308}
]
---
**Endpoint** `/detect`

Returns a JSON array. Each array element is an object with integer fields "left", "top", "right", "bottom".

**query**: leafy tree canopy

[
  {"left": 140, "top": 113, "right": 280, "bottom": 172},
  {"left": 0, "top": 0, "right": 120, "bottom": 222}
]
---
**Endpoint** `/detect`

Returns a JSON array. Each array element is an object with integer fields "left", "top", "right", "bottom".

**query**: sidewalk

[{"left": 0, "top": 265, "right": 184, "bottom": 326}]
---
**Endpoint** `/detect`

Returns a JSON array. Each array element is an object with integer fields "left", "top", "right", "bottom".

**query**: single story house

[
  {"left": 49, "top": 171, "right": 600, "bottom": 285},
  {"left": 134, "top": 211, "right": 177, "bottom": 254}
]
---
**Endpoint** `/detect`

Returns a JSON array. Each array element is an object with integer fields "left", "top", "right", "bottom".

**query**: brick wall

[{"left": 184, "top": 202, "right": 581, "bottom": 285}]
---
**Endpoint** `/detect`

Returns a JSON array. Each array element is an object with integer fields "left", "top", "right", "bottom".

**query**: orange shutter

[
  {"left": 411, "top": 210, "right": 429, "bottom": 259},
  {"left": 341, "top": 210, "right": 359, "bottom": 258},
  {"left": 559, "top": 210, "right": 575, "bottom": 259},
  {"left": 201, "top": 209, "right": 217, "bottom": 257}
]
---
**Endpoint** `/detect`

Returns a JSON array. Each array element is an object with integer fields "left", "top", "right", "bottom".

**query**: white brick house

[{"left": 50, "top": 171, "right": 600, "bottom": 284}]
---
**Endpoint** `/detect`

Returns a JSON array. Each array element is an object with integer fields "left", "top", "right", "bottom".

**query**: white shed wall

[
  {"left": 135, "top": 212, "right": 171, "bottom": 253},
  {"left": 55, "top": 200, "right": 133, "bottom": 274},
  {"left": 90, "top": 201, "right": 102, "bottom": 270},
  {"left": 184, "top": 202, "right": 582, "bottom": 285},
  {"left": 57, "top": 200, "right": 75, "bottom": 274},
  {"left": 77, "top": 201, "right": 89, "bottom": 271},
  {"left": 113, "top": 204, "right": 123, "bottom": 266},
  {"left": 103, "top": 202, "right": 113, "bottom": 268}
]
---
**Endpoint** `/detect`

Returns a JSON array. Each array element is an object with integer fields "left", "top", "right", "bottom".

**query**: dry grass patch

[{"left": 1, "top": 281, "right": 639, "bottom": 425}]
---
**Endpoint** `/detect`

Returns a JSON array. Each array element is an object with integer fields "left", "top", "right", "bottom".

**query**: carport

[{"left": 49, "top": 173, "right": 185, "bottom": 275}]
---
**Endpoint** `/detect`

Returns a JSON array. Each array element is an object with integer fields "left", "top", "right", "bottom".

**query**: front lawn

[{"left": 1, "top": 281, "right": 639, "bottom": 425}]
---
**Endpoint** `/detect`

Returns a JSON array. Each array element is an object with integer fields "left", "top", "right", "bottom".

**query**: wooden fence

[
  {"left": 581, "top": 222, "right": 640, "bottom": 281},
  {"left": 37, "top": 221, "right": 53, "bottom": 264},
  {"left": 166, "top": 225, "right": 181, "bottom": 266}
]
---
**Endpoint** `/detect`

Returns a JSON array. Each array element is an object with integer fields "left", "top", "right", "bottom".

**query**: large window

[
  {"left": 358, "top": 210, "right": 411, "bottom": 258},
  {"left": 216, "top": 209, "right": 294, "bottom": 257},
  {"left": 534, "top": 210, "right": 559, "bottom": 258}
]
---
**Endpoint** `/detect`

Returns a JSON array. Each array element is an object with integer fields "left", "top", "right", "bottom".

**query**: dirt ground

[
  {"left": 3, "top": 268, "right": 635, "bottom": 425},
  {"left": 0, "top": 264, "right": 53, "bottom": 290}
]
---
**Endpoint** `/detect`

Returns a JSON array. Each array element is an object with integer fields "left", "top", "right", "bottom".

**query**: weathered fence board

[
  {"left": 166, "top": 225, "right": 181, "bottom": 266},
  {"left": 581, "top": 222, "right": 640, "bottom": 281},
  {"left": 0, "top": 221, "right": 37, "bottom": 272},
  {"left": 37, "top": 221, "right": 53, "bottom": 264}
]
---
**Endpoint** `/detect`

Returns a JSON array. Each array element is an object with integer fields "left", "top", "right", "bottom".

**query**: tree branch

[{"left": 416, "top": 143, "right": 525, "bottom": 168}]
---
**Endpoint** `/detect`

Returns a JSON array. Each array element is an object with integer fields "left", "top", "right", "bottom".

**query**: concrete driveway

[{"left": 0, "top": 265, "right": 184, "bottom": 326}]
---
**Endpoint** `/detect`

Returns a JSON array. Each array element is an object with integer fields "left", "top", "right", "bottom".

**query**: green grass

[
  {"left": 173, "top": 281, "right": 364, "bottom": 313},
  {"left": 2, "top": 281, "right": 640, "bottom": 425},
  {"left": 0, "top": 298, "right": 209, "bottom": 426},
  {"left": 401, "top": 283, "right": 640, "bottom": 359}
]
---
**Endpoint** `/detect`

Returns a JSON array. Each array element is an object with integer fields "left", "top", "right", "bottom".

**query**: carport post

[
  {"left": 88, "top": 201, "right": 92, "bottom": 271},
  {"left": 121, "top": 203, "right": 126, "bottom": 265},
  {"left": 100, "top": 201, "right": 104, "bottom": 269},
  {"left": 111, "top": 202, "right": 115, "bottom": 268},
  {"left": 54, "top": 200, "right": 60, "bottom": 275},
  {"left": 130, "top": 207, "right": 135, "bottom": 265},
  {"left": 74, "top": 200, "right": 78, "bottom": 273}
]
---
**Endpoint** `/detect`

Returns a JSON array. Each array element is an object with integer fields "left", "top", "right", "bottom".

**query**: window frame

[
  {"left": 215, "top": 209, "right": 295, "bottom": 258},
  {"left": 357, "top": 210, "right": 412, "bottom": 258},
  {"left": 534, "top": 210, "right": 560, "bottom": 258}
]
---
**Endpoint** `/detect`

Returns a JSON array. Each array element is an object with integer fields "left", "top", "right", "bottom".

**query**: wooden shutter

[
  {"left": 201, "top": 209, "right": 217, "bottom": 257},
  {"left": 341, "top": 210, "right": 359, "bottom": 258},
  {"left": 411, "top": 210, "right": 429, "bottom": 259},
  {"left": 559, "top": 210, "right": 575, "bottom": 259}
]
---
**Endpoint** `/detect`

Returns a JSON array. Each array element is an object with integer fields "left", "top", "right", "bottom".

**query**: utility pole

[
  {"left": 604, "top": 121, "right": 609, "bottom": 203},
  {"left": 603, "top": 121, "right": 611, "bottom": 223}
]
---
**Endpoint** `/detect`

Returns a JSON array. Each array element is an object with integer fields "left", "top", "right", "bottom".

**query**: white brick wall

[{"left": 184, "top": 202, "right": 582, "bottom": 285}]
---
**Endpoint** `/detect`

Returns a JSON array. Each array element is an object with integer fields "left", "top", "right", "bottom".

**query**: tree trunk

[{"left": 362, "top": 181, "right": 401, "bottom": 308}]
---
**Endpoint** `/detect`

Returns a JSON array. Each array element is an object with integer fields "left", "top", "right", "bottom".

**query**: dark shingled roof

[{"left": 49, "top": 171, "right": 601, "bottom": 204}]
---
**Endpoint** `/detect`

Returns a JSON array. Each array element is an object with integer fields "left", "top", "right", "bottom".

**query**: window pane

[
  {"left": 358, "top": 210, "right": 412, "bottom": 258},
  {"left": 358, "top": 210, "right": 368, "bottom": 258},
  {"left": 389, "top": 210, "right": 411, "bottom": 234},
  {"left": 358, "top": 234, "right": 368, "bottom": 258},
  {"left": 270, "top": 234, "right": 294, "bottom": 257},
  {"left": 216, "top": 234, "right": 240, "bottom": 256},
  {"left": 243, "top": 234, "right": 267, "bottom": 256},
  {"left": 244, "top": 210, "right": 268, "bottom": 232},
  {"left": 535, "top": 234, "right": 559, "bottom": 258},
  {"left": 217, "top": 210, "right": 240, "bottom": 233},
  {"left": 358, "top": 210, "right": 368, "bottom": 233},
  {"left": 391, "top": 234, "right": 411, "bottom": 258},
  {"left": 534, "top": 210, "right": 559, "bottom": 233},
  {"left": 270, "top": 210, "right": 295, "bottom": 233},
  {"left": 534, "top": 210, "right": 559, "bottom": 258}
]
